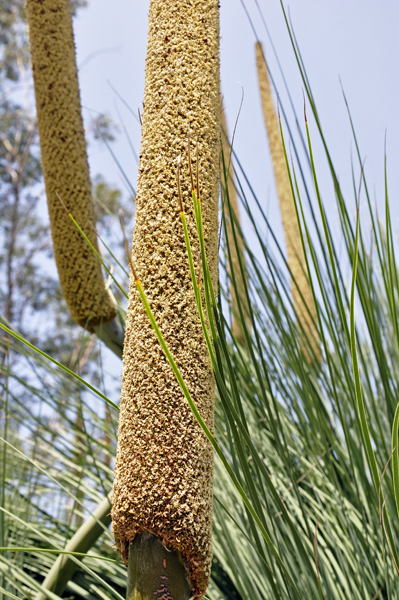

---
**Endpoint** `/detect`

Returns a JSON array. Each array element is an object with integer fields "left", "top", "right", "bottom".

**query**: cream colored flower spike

[
  {"left": 112, "top": 1, "right": 220, "bottom": 598},
  {"left": 26, "top": 0, "right": 116, "bottom": 330},
  {"left": 256, "top": 41, "right": 320, "bottom": 363},
  {"left": 221, "top": 107, "right": 250, "bottom": 344}
]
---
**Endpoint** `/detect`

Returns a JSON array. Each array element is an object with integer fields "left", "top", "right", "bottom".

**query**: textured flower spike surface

[
  {"left": 112, "top": 1, "right": 220, "bottom": 599},
  {"left": 26, "top": 0, "right": 121, "bottom": 351},
  {"left": 256, "top": 41, "right": 320, "bottom": 364}
]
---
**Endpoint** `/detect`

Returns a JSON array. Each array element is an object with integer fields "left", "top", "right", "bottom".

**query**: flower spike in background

[
  {"left": 256, "top": 41, "right": 320, "bottom": 364},
  {"left": 26, "top": 0, "right": 123, "bottom": 356},
  {"left": 220, "top": 105, "right": 250, "bottom": 345}
]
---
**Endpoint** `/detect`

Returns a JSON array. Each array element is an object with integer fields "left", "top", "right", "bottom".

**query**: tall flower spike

[
  {"left": 26, "top": 0, "right": 117, "bottom": 335},
  {"left": 112, "top": 1, "right": 220, "bottom": 599},
  {"left": 221, "top": 106, "right": 250, "bottom": 345},
  {"left": 255, "top": 41, "right": 320, "bottom": 364}
]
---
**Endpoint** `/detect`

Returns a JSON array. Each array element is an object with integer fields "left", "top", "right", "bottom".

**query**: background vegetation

[{"left": 1, "top": 1, "right": 399, "bottom": 599}]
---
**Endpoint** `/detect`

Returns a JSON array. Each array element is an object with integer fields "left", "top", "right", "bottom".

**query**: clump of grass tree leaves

[{"left": 2, "top": 5, "right": 399, "bottom": 600}]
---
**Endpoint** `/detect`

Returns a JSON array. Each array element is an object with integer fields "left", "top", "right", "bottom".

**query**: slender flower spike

[
  {"left": 26, "top": 0, "right": 116, "bottom": 330},
  {"left": 220, "top": 106, "right": 250, "bottom": 344},
  {"left": 112, "top": 1, "right": 220, "bottom": 599},
  {"left": 256, "top": 41, "right": 320, "bottom": 363}
]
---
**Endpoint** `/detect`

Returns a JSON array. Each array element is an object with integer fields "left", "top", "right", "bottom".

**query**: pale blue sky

[{"left": 73, "top": 0, "right": 399, "bottom": 249}]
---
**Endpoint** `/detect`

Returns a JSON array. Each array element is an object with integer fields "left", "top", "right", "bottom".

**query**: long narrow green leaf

[{"left": 0, "top": 324, "right": 118, "bottom": 411}]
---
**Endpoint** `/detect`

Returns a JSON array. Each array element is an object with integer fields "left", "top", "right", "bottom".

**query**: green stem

[
  {"left": 126, "top": 533, "right": 191, "bottom": 600},
  {"left": 93, "top": 318, "right": 124, "bottom": 358},
  {"left": 34, "top": 494, "right": 112, "bottom": 600}
]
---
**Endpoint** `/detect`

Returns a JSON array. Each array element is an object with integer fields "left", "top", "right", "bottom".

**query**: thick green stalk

[
  {"left": 126, "top": 534, "right": 191, "bottom": 600},
  {"left": 93, "top": 320, "right": 124, "bottom": 358},
  {"left": 34, "top": 494, "right": 112, "bottom": 600}
]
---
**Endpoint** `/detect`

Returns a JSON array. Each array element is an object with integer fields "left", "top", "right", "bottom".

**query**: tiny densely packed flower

[
  {"left": 27, "top": 0, "right": 116, "bottom": 329},
  {"left": 112, "top": 1, "right": 220, "bottom": 597}
]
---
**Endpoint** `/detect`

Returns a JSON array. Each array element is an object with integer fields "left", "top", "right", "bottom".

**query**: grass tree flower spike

[
  {"left": 221, "top": 107, "right": 250, "bottom": 345},
  {"left": 26, "top": 0, "right": 117, "bottom": 335},
  {"left": 256, "top": 41, "right": 320, "bottom": 363},
  {"left": 112, "top": 1, "right": 220, "bottom": 598}
]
